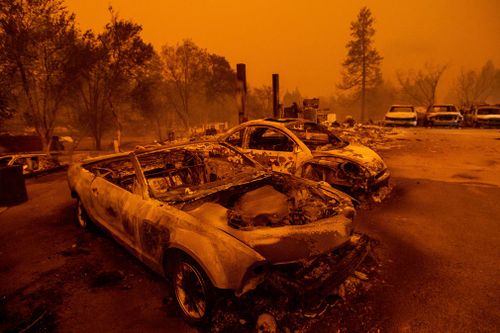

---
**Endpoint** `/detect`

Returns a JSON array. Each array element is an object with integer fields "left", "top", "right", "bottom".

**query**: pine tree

[{"left": 339, "top": 7, "right": 383, "bottom": 122}]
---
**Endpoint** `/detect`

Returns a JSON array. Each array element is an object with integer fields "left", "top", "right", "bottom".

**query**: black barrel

[{"left": 0, "top": 165, "right": 28, "bottom": 206}]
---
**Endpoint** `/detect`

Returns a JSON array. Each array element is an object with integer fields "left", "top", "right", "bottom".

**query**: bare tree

[
  {"left": 68, "top": 10, "right": 153, "bottom": 150},
  {"left": 0, "top": 61, "right": 16, "bottom": 127},
  {"left": 283, "top": 88, "right": 303, "bottom": 107},
  {"left": 0, "top": 0, "right": 80, "bottom": 151},
  {"left": 131, "top": 55, "right": 169, "bottom": 141},
  {"left": 247, "top": 86, "right": 273, "bottom": 119},
  {"left": 204, "top": 54, "right": 235, "bottom": 105},
  {"left": 453, "top": 60, "right": 499, "bottom": 108},
  {"left": 99, "top": 9, "right": 153, "bottom": 150},
  {"left": 66, "top": 31, "right": 109, "bottom": 150},
  {"left": 160, "top": 40, "right": 235, "bottom": 129},
  {"left": 397, "top": 63, "right": 447, "bottom": 107},
  {"left": 338, "top": 7, "right": 383, "bottom": 122},
  {"left": 161, "top": 40, "right": 208, "bottom": 129}
]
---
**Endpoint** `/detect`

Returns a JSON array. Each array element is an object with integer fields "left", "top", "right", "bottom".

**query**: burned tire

[
  {"left": 76, "top": 199, "right": 92, "bottom": 229},
  {"left": 172, "top": 256, "right": 215, "bottom": 324}
]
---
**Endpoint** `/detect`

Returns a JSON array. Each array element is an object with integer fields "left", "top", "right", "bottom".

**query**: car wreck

[
  {"left": 0, "top": 153, "right": 62, "bottom": 176},
  {"left": 67, "top": 141, "right": 369, "bottom": 323},
  {"left": 470, "top": 105, "right": 500, "bottom": 127},
  {"left": 424, "top": 104, "right": 463, "bottom": 127},
  {"left": 384, "top": 105, "right": 418, "bottom": 127},
  {"left": 222, "top": 119, "right": 390, "bottom": 197}
]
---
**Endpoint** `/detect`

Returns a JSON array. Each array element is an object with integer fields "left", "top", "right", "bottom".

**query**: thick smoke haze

[{"left": 66, "top": 0, "right": 500, "bottom": 99}]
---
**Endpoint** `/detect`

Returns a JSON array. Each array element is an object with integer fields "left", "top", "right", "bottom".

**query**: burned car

[
  {"left": 384, "top": 105, "right": 417, "bottom": 127},
  {"left": 0, "top": 153, "right": 62, "bottom": 176},
  {"left": 67, "top": 141, "right": 368, "bottom": 323},
  {"left": 424, "top": 104, "right": 463, "bottom": 127},
  {"left": 222, "top": 119, "right": 389, "bottom": 197},
  {"left": 470, "top": 105, "right": 500, "bottom": 127}
]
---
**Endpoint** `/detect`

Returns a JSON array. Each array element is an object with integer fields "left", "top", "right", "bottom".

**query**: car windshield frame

[
  {"left": 390, "top": 106, "right": 414, "bottom": 113},
  {"left": 477, "top": 108, "right": 500, "bottom": 115},
  {"left": 284, "top": 121, "right": 348, "bottom": 150},
  {"left": 429, "top": 105, "right": 457, "bottom": 113}
]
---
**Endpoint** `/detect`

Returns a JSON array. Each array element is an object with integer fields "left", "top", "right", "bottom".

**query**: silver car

[{"left": 384, "top": 105, "right": 417, "bottom": 127}]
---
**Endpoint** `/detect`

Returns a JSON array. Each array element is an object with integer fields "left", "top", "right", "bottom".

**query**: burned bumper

[
  {"left": 384, "top": 118, "right": 417, "bottom": 127},
  {"left": 427, "top": 116, "right": 462, "bottom": 126},
  {"left": 475, "top": 118, "right": 500, "bottom": 127},
  {"left": 264, "top": 234, "right": 370, "bottom": 297}
]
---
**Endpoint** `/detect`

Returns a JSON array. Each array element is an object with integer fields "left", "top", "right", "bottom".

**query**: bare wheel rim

[
  {"left": 174, "top": 261, "right": 207, "bottom": 320},
  {"left": 77, "top": 201, "right": 87, "bottom": 228}
]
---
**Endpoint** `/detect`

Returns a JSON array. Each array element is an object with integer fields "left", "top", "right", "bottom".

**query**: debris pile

[
  {"left": 333, "top": 124, "right": 401, "bottom": 151},
  {"left": 208, "top": 245, "right": 382, "bottom": 333}
]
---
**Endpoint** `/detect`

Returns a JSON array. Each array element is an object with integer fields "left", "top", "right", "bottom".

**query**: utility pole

[
  {"left": 272, "top": 74, "right": 280, "bottom": 118},
  {"left": 236, "top": 64, "right": 247, "bottom": 124}
]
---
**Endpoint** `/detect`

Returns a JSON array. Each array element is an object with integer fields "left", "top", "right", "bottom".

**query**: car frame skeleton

[
  {"left": 67, "top": 141, "right": 369, "bottom": 323},
  {"left": 470, "top": 105, "right": 500, "bottom": 127},
  {"left": 424, "top": 104, "right": 463, "bottom": 127},
  {"left": 221, "top": 119, "right": 390, "bottom": 197},
  {"left": 0, "top": 153, "right": 62, "bottom": 176}
]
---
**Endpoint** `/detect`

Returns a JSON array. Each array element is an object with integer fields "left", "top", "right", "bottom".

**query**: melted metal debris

[{"left": 333, "top": 124, "right": 401, "bottom": 151}]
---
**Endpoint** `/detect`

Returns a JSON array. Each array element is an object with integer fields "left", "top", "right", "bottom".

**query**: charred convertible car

[{"left": 68, "top": 142, "right": 368, "bottom": 322}]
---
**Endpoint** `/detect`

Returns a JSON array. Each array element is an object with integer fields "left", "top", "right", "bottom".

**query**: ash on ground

[{"left": 207, "top": 240, "right": 383, "bottom": 333}]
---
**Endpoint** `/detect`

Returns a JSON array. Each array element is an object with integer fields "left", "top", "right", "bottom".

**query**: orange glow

[{"left": 65, "top": 0, "right": 500, "bottom": 98}]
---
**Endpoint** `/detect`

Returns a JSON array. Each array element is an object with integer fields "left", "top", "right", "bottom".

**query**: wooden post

[
  {"left": 236, "top": 64, "right": 247, "bottom": 124},
  {"left": 272, "top": 74, "right": 280, "bottom": 118}
]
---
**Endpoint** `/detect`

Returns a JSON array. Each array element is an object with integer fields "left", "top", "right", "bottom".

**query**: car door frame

[{"left": 238, "top": 124, "right": 311, "bottom": 174}]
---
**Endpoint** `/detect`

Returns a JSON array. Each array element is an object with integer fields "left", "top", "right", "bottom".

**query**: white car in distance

[{"left": 384, "top": 105, "right": 417, "bottom": 127}]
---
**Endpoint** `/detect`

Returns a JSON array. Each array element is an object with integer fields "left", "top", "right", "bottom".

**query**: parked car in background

[
  {"left": 0, "top": 153, "right": 62, "bottom": 176},
  {"left": 68, "top": 141, "right": 368, "bottom": 323},
  {"left": 222, "top": 119, "right": 389, "bottom": 197},
  {"left": 424, "top": 104, "right": 463, "bottom": 127},
  {"left": 384, "top": 105, "right": 417, "bottom": 126},
  {"left": 469, "top": 105, "right": 500, "bottom": 127}
]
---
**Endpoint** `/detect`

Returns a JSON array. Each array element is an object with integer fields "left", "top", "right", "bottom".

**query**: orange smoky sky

[{"left": 65, "top": 0, "right": 500, "bottom": 99}]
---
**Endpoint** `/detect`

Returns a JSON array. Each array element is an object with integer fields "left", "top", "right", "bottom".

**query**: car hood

[
  {"left": 476, "top": 114, "right": 500, "bottom": 119},
  {"left": 311, "top": 142, "right": 386, "bottom": 175},
  {"left": 187, "top": 202, "right": 353, "bottom": 264},
  {"left": 385, "top": 112, "right": 416, "bottom": 118}
]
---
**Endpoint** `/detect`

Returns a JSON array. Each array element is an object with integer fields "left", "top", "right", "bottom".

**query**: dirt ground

[{"left": 1, "top": 127, "right": 499, "bottom": 332}]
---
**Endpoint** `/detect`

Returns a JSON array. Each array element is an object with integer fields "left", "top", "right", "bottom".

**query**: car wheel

[
  {"left": 76, "top": 199, "right": 91, "bottom": 228},
  {"left": 172, "top": 256, "right": 214, "bottom": 324}
]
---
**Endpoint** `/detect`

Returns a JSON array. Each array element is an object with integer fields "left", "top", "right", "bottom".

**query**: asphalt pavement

[{"left": 1, "top": 128, "right": 499, "bottom": 332}]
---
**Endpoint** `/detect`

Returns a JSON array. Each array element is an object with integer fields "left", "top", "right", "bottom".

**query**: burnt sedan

[
  {"left": 222, "top": 119, "right": 390, "bottom": 197},
  {"left": 67, "top": 141, "right": 368, "bottom": 323}
]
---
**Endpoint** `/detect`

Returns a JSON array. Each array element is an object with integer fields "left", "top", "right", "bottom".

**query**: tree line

[
  {"left": 1, "top": 2, "right": 499, "bottom": 151},
  {"left": 334, "top": 7, "right": 500, "bottom": 122},
  {"left": 0, "top": 0, "right": 237, "bottom": 151}
]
